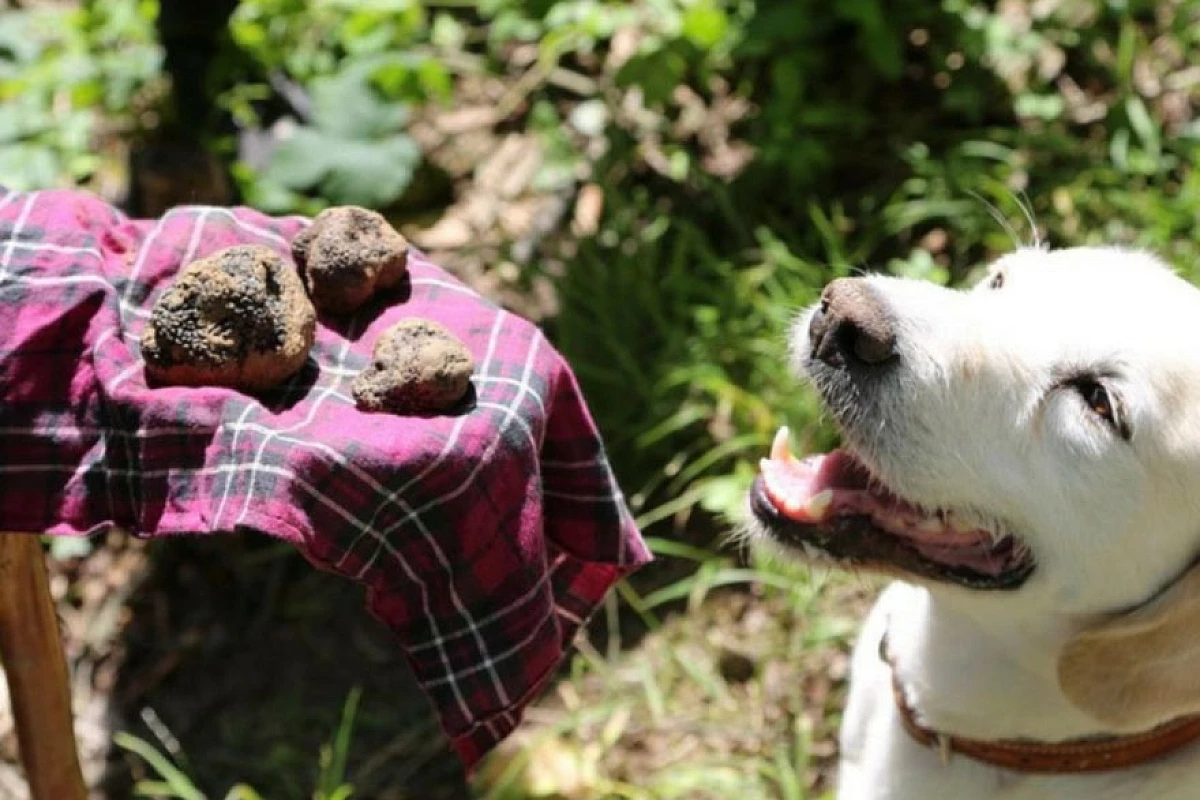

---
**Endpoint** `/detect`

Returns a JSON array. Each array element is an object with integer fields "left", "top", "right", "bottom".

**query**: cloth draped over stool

[{"left": 0, "top": 188, "right": 651, "bottom": 767}]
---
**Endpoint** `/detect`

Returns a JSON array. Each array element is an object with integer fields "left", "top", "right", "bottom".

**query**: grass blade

[{"left": 113, "top": 732, "right": 206, "bottom": 800}]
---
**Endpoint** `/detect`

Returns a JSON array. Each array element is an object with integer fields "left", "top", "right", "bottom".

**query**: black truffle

[
  {"left": 292, "top": 206, "right": 409, "bottom": 314},
  {"left": 141, "top": 244, "right": 316, "bottom": 391},
  {"left": 353, "top": 319, "right": 474, "bottom": 414}
]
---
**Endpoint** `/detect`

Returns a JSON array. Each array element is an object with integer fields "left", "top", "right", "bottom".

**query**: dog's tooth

[
  {"left": 948, "top": 514, "right": 975, "bottom": 533},
  {"left": 917, "top": 518, "right": 944, "bottom": 534},
  {"left": 770, "top": 426, "right": 792, "bottom": 462},
  {"left": 807, "top": 490, "right": 834, "bottom": 520}
]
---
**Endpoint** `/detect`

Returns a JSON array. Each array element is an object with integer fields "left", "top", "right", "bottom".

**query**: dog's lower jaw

[{"left": 837, "top": 582, "right": 1200, "bottom": 800}]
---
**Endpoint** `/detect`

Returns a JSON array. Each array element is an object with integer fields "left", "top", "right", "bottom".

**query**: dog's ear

[{"left": 1059, "top": 563, "right": 1200, "bottom": 730}]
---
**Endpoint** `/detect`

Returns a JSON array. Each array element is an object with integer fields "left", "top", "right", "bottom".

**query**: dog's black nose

[{"left": 810, "top": 278, "right": 896, "bottom": 369}]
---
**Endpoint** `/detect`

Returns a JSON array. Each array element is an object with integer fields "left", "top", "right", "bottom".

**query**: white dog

[{"left": 748, "top": 246, "right": 1200, "bottom": 799}]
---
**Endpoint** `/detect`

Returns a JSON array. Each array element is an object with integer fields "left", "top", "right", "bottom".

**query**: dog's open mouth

[{"left": 751, "top": 428, "right": 1036, "bottom": 590}]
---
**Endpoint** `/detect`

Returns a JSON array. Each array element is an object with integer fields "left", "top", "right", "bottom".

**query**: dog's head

[{"left": 750, "top": 246, "right": 1200, "bottom": 618}]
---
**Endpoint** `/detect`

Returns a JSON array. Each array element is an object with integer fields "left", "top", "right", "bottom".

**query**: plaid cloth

[{"left": 0, "top": 188, "right": 651, "bottom": 767}]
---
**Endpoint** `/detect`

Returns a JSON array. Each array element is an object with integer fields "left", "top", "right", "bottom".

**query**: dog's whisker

[
  {"left": 1014, "top": 187, "right": 1042, "bottom": 249},
  {"left": 966, "top": 189, "right": 1023, "bottom": 251}
]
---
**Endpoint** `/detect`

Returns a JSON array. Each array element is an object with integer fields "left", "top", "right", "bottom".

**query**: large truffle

[
  {"left": 353, "top": 319, "right": 474, "bottom": 415},
  {"left": 141, "top": 244, "right": 317, "bottom": 391},
  {"left": 292, "top": 206, "right": 409, "bottom": 314}
]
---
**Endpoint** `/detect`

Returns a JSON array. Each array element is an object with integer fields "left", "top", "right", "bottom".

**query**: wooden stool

[{"left": 0, "top": 533, "right": 87, "bottom": 799}]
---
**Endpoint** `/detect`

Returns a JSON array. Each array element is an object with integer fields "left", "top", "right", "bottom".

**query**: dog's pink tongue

[
  {"left": 759, "top": 428, "right": 1017, "bottom": 575},
  {"left": 759, "top": 429, "right": 871, "bottom": 522}
]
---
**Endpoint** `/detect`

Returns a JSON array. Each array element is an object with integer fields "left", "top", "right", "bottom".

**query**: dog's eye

[
  {"left": 1080, "top": 381, "right": 1112, "bottom": 420},
  {"left": 987, "top": 271, "right": 1005, "bottom": 290},
  {"left": 1072, "top": 378, "right": 1129, "bottom": 439}
]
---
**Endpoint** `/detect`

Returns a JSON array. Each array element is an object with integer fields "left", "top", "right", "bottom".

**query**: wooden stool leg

[{"left": 0, "top": 533, "right": 86, "bottom": 800}]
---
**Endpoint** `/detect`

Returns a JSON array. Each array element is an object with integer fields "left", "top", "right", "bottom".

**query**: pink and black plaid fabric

[{"left": 0, "top": 187, "right": 651, "bottom": 767}]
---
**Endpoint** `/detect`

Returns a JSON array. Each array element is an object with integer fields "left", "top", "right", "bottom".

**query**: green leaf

[
  {"left": 318, "top": 134, "right": 421, "bottom": 207},
  {"left": 1125, "top": 95, "right": 1159, "bottom": 154},
  {"left": 1014, "top": 92, "right": 1064, "bottom": 121},
  {"left": 682, "top": 2, "right": 729, "bottom": 50},
  {"left": 0, "top": 103, "right": 38, "bottom": 141},
  {"left": 113, "top": 733, "right": 205, "bottom": 800},
  {"left": 265, "top": 127, "right": 334, "bottom": 191},
  {"left": 310, "top": 59, "right": 410, "bottom": 138},
  {"left": 0, "top": 143, "right": 61, "bottom": 190},
  {"left": 616, "top": 45, "right": 689, "bottom": 107},
  {"left": 315, "top": 688, "right": 361, "bottom": 800},
  {"left": 0, "top": 12, "right": 43, "bottom": 65},
  {"left": 415, "top": 58, "right": 453, "bottom": 102},
  {"left": 696, "top": 467, "right": 755, "bottom": 521},
  {"left": 133, "top": 779, "right": 185, "bottom": 797},
  {"left": 341, "top": 11, "right": 396, "bottom": 56},
  {"left": 265, "top": 124, "right": 421, "bottom": 207},
  {"left": 431, "top": 13, "right": 467, "bottom": 50},
  {"left": 368, "top": 54, "right": 449, "bottom": 104},
  {"left": 223, "top": 786, "right": 266, "bottom": 800}
]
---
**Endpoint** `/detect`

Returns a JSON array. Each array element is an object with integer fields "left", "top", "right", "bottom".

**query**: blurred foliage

[
  {"left": 0, "top": 0, "right": 160, "bottom": 189},
  {"left": 3, "top": 0, "right": 1200, "bottom": 528},
  {"left": 222, "top": 0, "right": 451, "bottom": 212}
]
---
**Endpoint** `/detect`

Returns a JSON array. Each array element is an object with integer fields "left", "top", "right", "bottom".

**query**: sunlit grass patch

[{"left": 476, "top": 545, "right": 880, "bottom": 799}]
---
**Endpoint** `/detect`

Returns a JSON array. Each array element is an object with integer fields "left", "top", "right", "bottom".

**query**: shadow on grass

[{"left": 99, "top": 534, "right": 467, "bottom": 799}]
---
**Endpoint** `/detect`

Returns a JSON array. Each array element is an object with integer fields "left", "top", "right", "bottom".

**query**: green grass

[
  {"left": 113, "top": 688, "right": 358, "bottom": 800},
  {"left": 472, "top": 547, "right": 874, "bottom": 799}
]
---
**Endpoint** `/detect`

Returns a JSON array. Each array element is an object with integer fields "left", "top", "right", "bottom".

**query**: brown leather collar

[{"left": 881, "top": 633, "right": 1200, "bottom": 773}]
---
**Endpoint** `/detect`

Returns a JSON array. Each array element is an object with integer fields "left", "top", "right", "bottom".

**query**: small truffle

[
  {"left": 292, "top": 206, "right": 409, "bottom": 314},
  {"left": 141, "top": 244, "right": 316, "bottom": 391},
  {"left": 353, "top": 319, "right": 474, "bottom": 414}
]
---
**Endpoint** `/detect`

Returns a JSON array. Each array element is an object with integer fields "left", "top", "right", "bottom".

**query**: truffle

[
  {"left": 292, "top": 206, "right": 409, "bottom": 314},
  {"left": 353, "top": 319, "right": 474, "bottom": 414},
  {"left": 141, "top": 244, "right": 317, "bottom": 391}
]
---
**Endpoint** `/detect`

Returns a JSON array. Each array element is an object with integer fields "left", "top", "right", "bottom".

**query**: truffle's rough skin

[
  {"left": 353, "top": 319, "right": 475, "bottom": 414},
  {"left": 292, "top": 206, "right": 410, "bottom": 314},
  {"left": 140, "top": 244, "right": 317, "bottom": 391}
]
